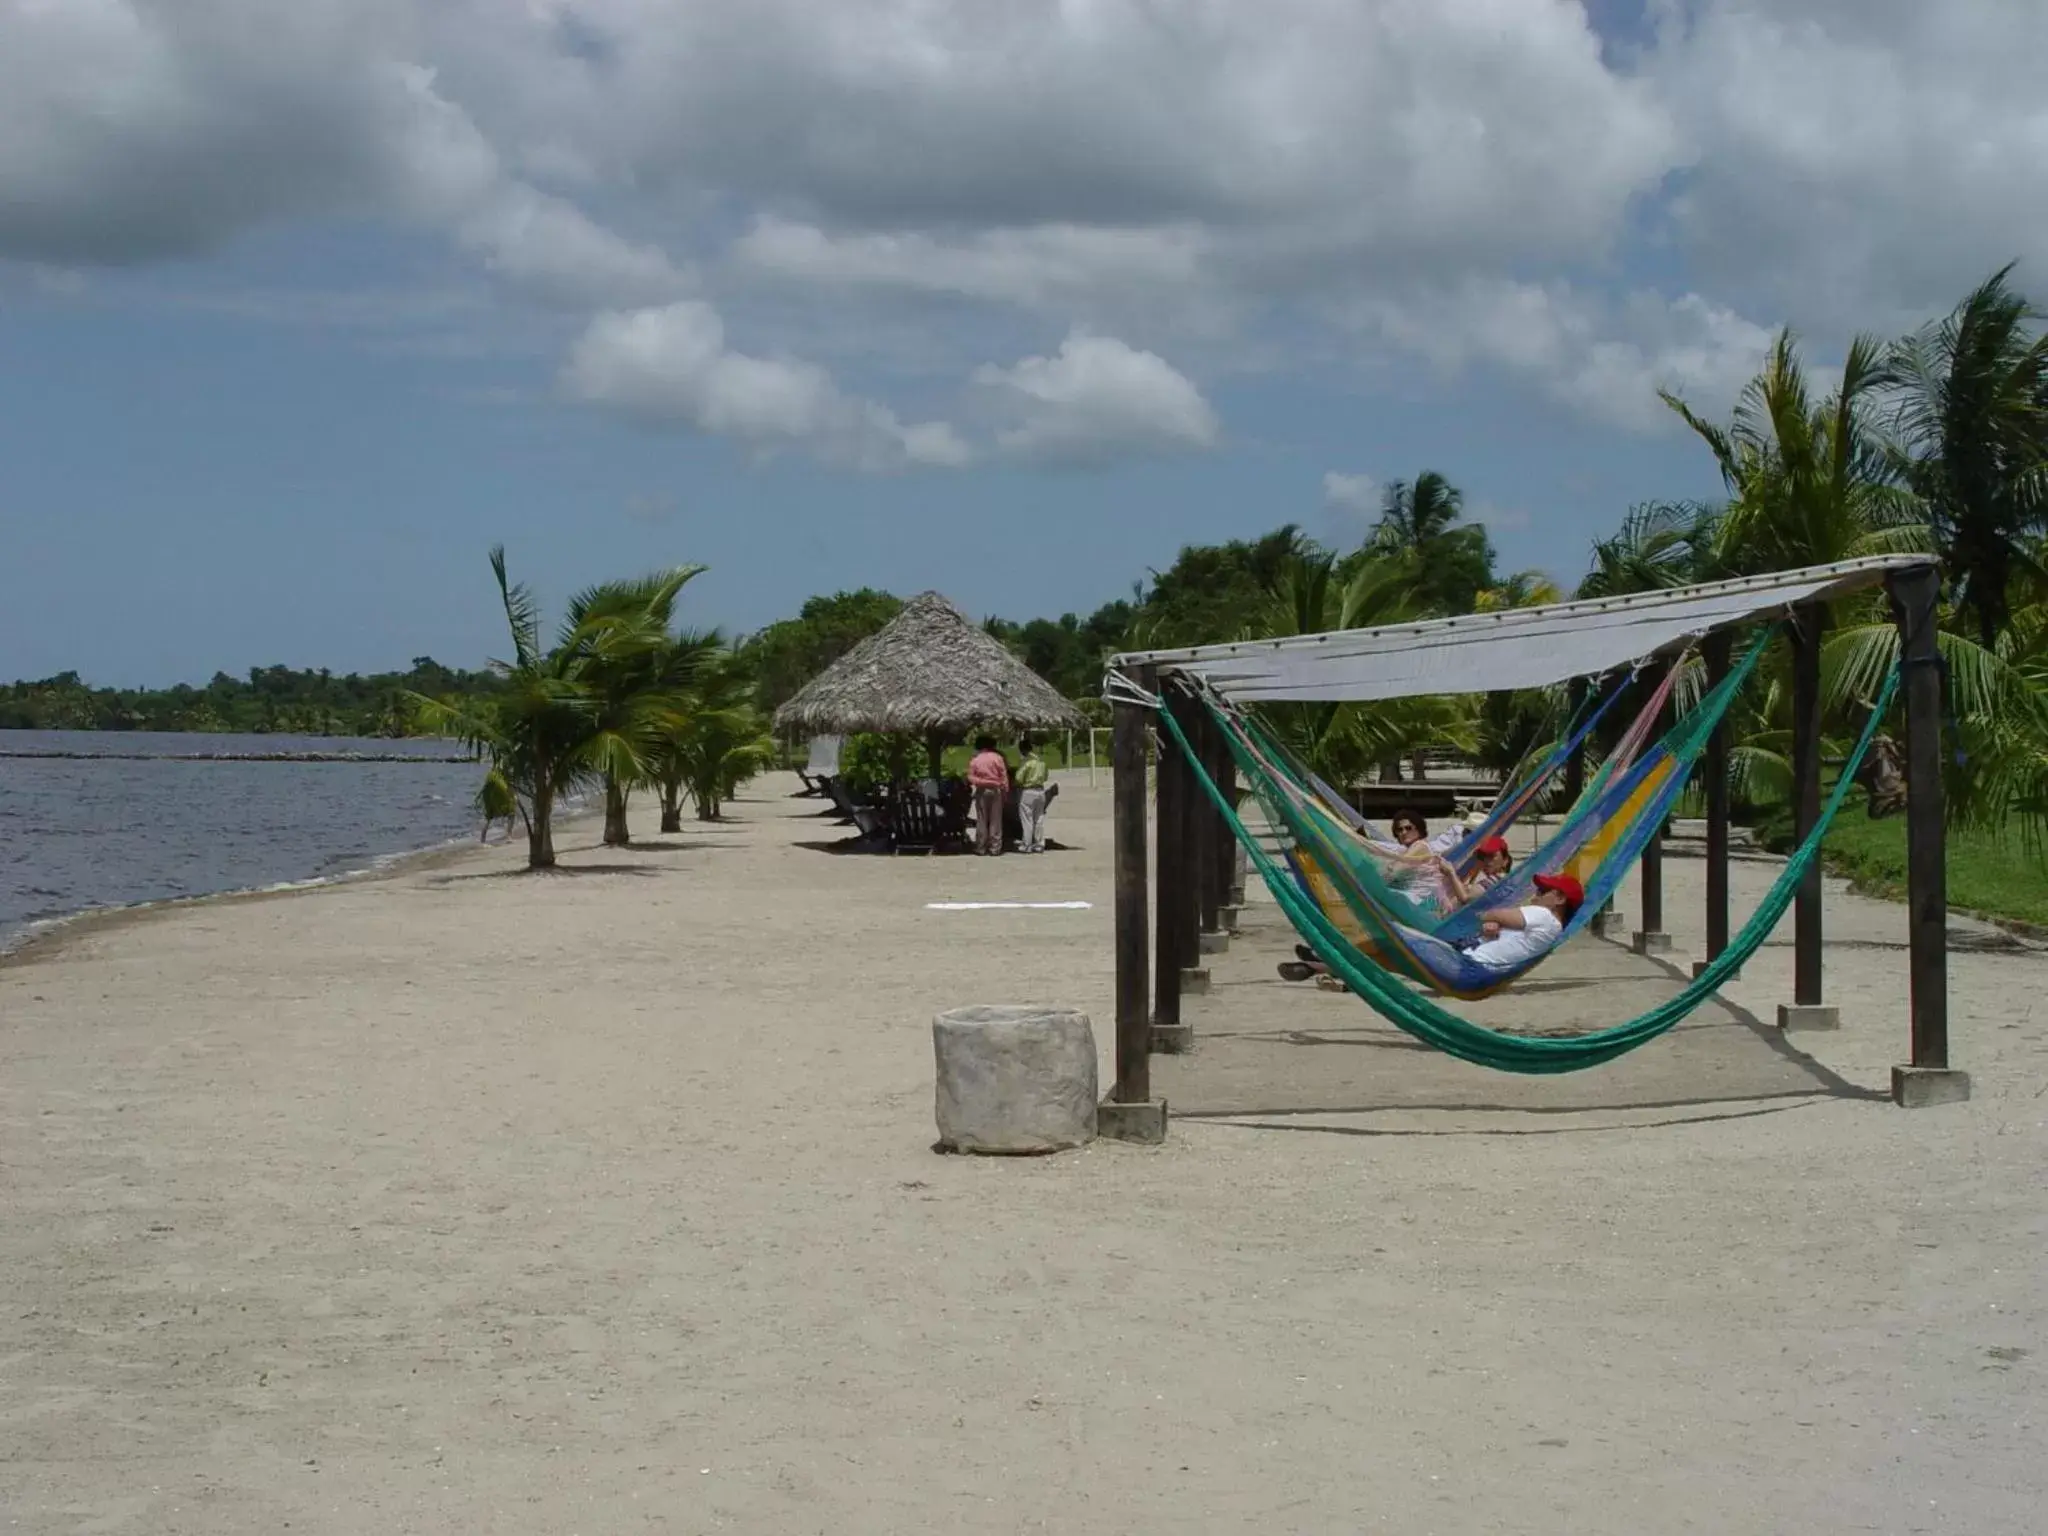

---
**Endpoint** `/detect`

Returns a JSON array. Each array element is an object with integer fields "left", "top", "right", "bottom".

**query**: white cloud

[
  {"left": 973, "top": 331, "right": 1220, "bottom": 466},
  {"left": 4, "top": 0, "right": 2043, "bottom": 444},
  {"left": 563, "top": 301, "right": 972, "bottom": 471},
  {"left": 1353, "top": 280, "right": 1775, "bottom": 431},
  {"left": 1321, "top": 473, "right": 1381, "bottom": 516}
]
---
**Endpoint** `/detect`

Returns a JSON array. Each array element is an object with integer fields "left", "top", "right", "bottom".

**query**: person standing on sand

[
  {"left": 1015, "top": 737, "right": 1050, "bottom": 853},
  {"left": 967, "top": 735, "right": 1010, "bottom": 856}
]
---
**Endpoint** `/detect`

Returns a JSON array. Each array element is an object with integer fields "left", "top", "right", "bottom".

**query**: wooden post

[
  {"left": 1887, "top": 566, "right": 1968, "bottom": 1106},
  {"left": 1777, "top": 607, "right": 1837, "bottom": 1029},
  {"left": 1152, "top": 680, "right": 1185, "bottom": 1045},
  {"left": 1111, "top": 669, "right": 1151, "bottom": 1104},
  {"left": 1212, "top": 718, "right": 1239, "bottom": 931},
  {"left": 1696, "top": 632, "right": 1733, "bottom": 979},
  {"left": 1563, "top": 677, "right": 1587, "bottom": 808},
  {"left": 1193, "top": 707, "right": 1222, "bottom": 939},
  {"left": 1173, "top": 693, "right": 1205, "bottom": 1005},
  {"left": 1631, "top": 662, "right": 1672, "bottom": 955}
]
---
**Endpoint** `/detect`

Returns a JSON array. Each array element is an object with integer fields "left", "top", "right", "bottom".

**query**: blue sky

[{"left": 2, "top": 1, "right": 2042, "bottom": 685}]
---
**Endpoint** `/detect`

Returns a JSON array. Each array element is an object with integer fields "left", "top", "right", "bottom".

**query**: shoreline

[{"left": 0, "top": 805, "right": 594, "bottom": 971}]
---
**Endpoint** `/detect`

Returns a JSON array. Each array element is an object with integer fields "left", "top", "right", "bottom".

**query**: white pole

[{"left": 1066, "top": 729, "right": 1074, "bottom": 774}]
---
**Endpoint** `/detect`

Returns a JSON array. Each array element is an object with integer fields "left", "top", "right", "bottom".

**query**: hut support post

[
  {"left": 1151, "top": 681, "right": 1193, "bottom": 1054},
  {"left": 1100, "top": 666, "right": 1165, "bottom": 1142},
  {"left": 1777, "top": 605, "right": 1837, "bottom": 1030},
  {"left": 1630, "top": 662, "right": 1673, "bottom": 955},
  {"left": 1695, "top": 632, "right": 1733, "bottom": 979},
  {"left": 1888, "top": 566, "right": 1968, "bottom": 1107}
]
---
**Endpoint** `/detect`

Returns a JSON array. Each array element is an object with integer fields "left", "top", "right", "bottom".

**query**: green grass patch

[{"left": 1755, "top": 793, "right": 2048, "bottom": 928}]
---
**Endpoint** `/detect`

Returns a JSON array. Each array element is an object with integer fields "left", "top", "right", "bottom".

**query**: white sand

[{"left": 3, "top": 774, "right": 2044, "bottom": 1533}]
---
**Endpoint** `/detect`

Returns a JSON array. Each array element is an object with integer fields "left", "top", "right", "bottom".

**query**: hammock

[
  {"left": 1214, "top": 638, "right": 1755, "bottom": 968},
  {"left": 1150, "top": 658, "right": 1900, "bottom": 1073},
  {"left": 1244, "top": 662, "right": 1679, "bottom": 892}
]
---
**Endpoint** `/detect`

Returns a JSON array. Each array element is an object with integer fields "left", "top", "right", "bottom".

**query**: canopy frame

[{"left": 1094, "top": 556, "right": 1968, "bottom": 1139}]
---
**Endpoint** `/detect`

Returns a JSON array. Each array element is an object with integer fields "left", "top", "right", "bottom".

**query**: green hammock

[{"left": 1152, "top": 658, "right": 1900, "bottom": 1074}]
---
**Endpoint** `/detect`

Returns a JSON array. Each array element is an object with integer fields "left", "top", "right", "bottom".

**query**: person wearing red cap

[
  {"left": 1434, "top": 833, "right": 1513, "bottom": 907},
  {"left": 1464, "top": 872, "right": 1583, "bottom": 970}
]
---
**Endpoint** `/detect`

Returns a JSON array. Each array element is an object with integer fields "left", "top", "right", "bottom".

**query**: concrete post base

[
  {"left": 1592, "top": 909, "right": 1625, "bottom": 937},
  {"left": 1776, "top": 1003, "right": 1840, "bottom": 1031},
  {"left": 1197, "top": 929, "right": 1229, "bottom": 955},
  {"left": 1630, "top": 930, "right": 1673, "bottom": 955},
  {"left": 1692, "top": 960, "right": 1742, "bottom": 981},
  {"left": 1180, "top": 967, "right": 1211, "bottom": 995},
  {"left": 1096, "top": 1097, "right": 1168, "bottom": 1143},
  {"left": 1228, "top": 885, "right": 1246, "bottom": 908},
  {"left": 1219, "top": 905, "right": 1242, "bottom": 933},
  {"left": 1149, "top": 1021, "right": 1193, "bottom": 1054},
  {"left": 1891, "top": 1065, "right": 1971, "bottom": 1108}
]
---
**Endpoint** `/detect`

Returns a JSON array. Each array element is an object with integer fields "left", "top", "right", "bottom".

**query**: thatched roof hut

[{"left": 772, "top": 591, "right": 1086, "bottom": 742}]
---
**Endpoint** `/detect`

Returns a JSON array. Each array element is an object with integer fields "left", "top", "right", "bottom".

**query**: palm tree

[
  {"left": 1369, "top": 471, "right": 1495, "bottom": 613},
  {"left": 650, "top": 652, "right": 778, "bottom": 824},
  {"left": 1663, "top": 329, "right": 1927, "bottom": 579},
  {"left": 1577, "top": 501, "right": 1723, "bottom": 598},
  {"left": 565, "top": 566, "right": 711, "bottom": 846},
  {"left": 1252, "top": 548, "right": 1475, "bottom": 786},
  {"left": 410, "top": 547, "right": 687, "bottom": 870},
  {"left": 1884, "top": 263, "right": 2048, "bottom": 649}
]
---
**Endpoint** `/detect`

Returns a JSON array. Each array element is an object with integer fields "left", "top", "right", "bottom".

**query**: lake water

[{"left": 0, "top": 730, "right": 491, "bottom": 951}]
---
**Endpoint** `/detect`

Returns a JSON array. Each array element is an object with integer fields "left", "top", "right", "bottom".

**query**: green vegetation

[
  {"left": 0, "top": 660, "right": 500, "bottom": 735},
  {"left": 1756, "top": 794, "right": 2048, "bottom": 930}
]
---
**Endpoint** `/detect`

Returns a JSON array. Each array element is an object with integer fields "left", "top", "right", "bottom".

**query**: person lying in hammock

[
  {"left": 1461, "top": 873, "right": 1583, "bottom": 969},
  {"left": 1281, "top": 834, "right": 1519, "bottom": 983},
  {"left": 1433, "top": 834, "right": 1512, "bottom": 906}
]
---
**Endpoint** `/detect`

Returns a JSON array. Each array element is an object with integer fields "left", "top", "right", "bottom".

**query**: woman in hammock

[{"left": 1282, "top": 827, "right": 1507, "bottom": 983}]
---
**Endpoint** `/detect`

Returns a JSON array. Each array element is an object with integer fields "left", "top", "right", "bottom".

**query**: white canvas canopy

[{"left": 1112, "top": 555, "right": 1932, "bottom": 703}]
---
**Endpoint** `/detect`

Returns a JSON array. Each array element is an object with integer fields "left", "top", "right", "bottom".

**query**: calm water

[{"left": 0, "top": 730, "right": 490, "bottom": 949}]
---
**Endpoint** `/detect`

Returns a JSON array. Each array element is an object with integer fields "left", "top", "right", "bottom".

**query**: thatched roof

[{"left": 772, "top": 591, "right": 1086, "bottom": 737}]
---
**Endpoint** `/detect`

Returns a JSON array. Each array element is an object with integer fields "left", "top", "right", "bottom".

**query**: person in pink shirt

[{"left": 966, "top": 735, "right": 1010, "bottom": 856}]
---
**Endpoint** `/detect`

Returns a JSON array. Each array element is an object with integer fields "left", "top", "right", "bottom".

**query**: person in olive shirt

[{"left": 1014, "top": 736, "right": 1051, "bottom": 853}]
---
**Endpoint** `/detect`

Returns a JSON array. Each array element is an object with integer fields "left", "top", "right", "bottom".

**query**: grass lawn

[{"left": 1755, "top": 793, "right": 2048, "bottom": 928}]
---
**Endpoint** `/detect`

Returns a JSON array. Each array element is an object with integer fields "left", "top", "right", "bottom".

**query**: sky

[{"left": 2, "top": 0, "right": 2044, "bottom": 686}]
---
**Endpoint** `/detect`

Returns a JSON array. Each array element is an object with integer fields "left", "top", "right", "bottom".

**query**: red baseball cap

[
  {"left": 1533, "top": 873, "right": 1584, "bottom": 916},
  {"left": 1476, "top": 835, "right": 1510, "bottom": 857}
]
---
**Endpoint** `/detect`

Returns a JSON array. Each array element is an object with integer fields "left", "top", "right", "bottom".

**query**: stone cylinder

[{"left": 932, "top": 1005, "right": 1098, "bottom": 1154}]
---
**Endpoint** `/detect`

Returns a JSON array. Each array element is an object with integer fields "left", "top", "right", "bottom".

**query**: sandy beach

[{"left": 3, "top": 772, "right": 2044, "bottom": 1534}]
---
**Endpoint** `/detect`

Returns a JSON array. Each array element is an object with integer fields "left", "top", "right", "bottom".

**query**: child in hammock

[
  {"left": 1462, "top": 873, "right": 1583, "bottom": 969},
  {"left": 1433, "top": 834, "right": 1513, "bottom": 907}
]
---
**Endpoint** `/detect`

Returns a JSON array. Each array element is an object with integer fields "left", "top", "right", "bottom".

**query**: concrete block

[
  {"left": 1219, "top": 905, "right": 1243, "bottom": 934},
  {"left": 1149, "top": 1021, "right": 1193, "bottom": 1054},
  {"left": 1630, "top": 930, "right": 1673, "bottom": 955},
  {"left": 1776, "top": 1003, "right": 1840, "bottom": 1032},
  {"left": 1197, "top": 929, "right": 1230, "bottom": 955},
  {"left": 1891, "top": 1065, "right": 1972, "bottom": 1108},
  {"left": 1180, "top": 967, "right": 1211, "bottom": 995},
  {"left": 1593, "top": 909, "right": 1625, "bottom": 936},
  {"left": 932, "top": 1005, "right": 1097, "bottom": 1155},
  {"left": 1096, "top": 1097, "right": 1168, "bottom": 1143},
  {"left": 1228, "top": 886, "right": 1246, "bottom": 908}
]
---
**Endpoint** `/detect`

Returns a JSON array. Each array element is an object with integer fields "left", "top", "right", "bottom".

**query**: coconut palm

[
  {"left": 651, "top": 652, "right": 779, "bottom": 824},
  {"left": 567, "top": 567, "right": 712, "bottom": 846},
  {"left": 1884, "top": 263, "right": 2048, "bottom": 649},
  {"left": 1251, "top": 548, "right": 1475, "bottom": 786},
  {"left": 1663, "top": 330, "right": 1927, "bottom": 579},
  {"left": 410, "top": 547, "right": 685, "bottom": 870},
  {"left": 1577, "top": 501, "right": 1723, "bottom": 599},
  {"left": 1369, "top": 471, "right": 1495, "bottom": 613}
]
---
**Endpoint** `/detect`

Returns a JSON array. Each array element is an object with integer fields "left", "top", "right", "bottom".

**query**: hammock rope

[{"left": 1151, "top": 656, "right": 1900, "bottom": 1074}]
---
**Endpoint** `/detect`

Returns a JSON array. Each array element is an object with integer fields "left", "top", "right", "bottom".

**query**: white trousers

[{"left": 1017, "top": 786, "right": 1049, "bottom": 852}]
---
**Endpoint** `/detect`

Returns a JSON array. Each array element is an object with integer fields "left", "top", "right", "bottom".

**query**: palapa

[{"left": 772, "top": 591, "right": 1085, "bottom": 737}]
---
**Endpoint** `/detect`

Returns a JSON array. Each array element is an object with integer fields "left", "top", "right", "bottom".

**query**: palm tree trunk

[
  {"left": 528, "top": 780, "right": 557, "bottom": 869},
  {"left": 602, "top": 774, "right": 631, "bottom": 847}
]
